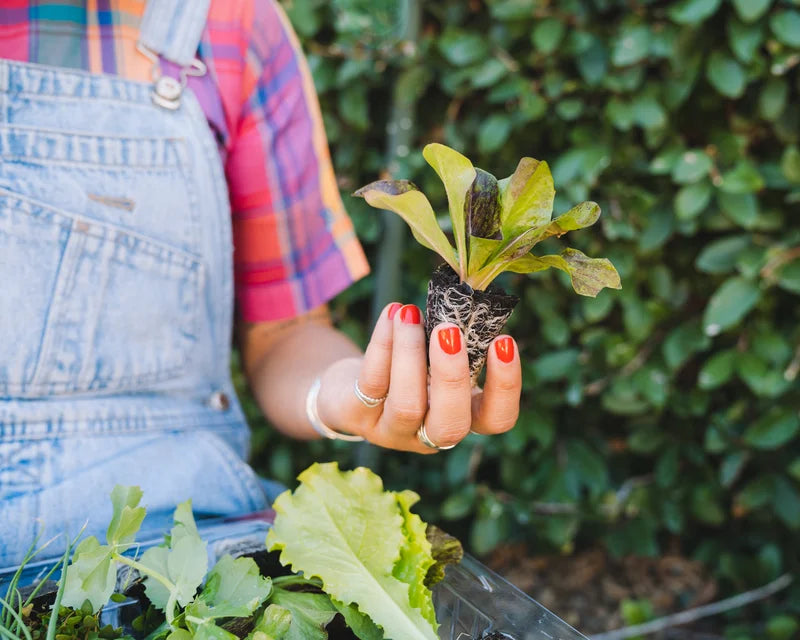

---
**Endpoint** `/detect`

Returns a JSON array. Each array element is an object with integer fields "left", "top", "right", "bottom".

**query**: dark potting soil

[{"left": 425, "top": 264, "right": 519, "bottom": 381}]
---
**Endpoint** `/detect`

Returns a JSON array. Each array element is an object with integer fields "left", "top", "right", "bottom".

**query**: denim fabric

[{"left": 0, "top": 6, "right": 270, "bottom": 567}]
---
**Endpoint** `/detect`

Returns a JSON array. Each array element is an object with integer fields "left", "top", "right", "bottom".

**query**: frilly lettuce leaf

[
  {"left": 505, "top": 248, "right": 622, "bottom": 297},
  {"left": 393, "top": 490, "right": 436, "bottom": 630},
  {"left": 266, "top": 463, "right": 438, "bottom": 640}
]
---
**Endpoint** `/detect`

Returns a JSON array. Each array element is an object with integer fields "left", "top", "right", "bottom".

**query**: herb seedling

[{"left": 355, "top": 144, "right": 621, "bottom": 380}]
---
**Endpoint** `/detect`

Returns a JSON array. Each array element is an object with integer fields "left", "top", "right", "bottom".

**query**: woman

[{"left": 0, "top": 0, "right": 521, "bottom": 566}]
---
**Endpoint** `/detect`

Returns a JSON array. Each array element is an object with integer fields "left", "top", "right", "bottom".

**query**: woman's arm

[{"left": 239, "top": 304, "right": 360, "bottom": 440}]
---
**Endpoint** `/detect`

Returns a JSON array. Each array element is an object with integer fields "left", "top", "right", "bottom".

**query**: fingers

[
  {"left": 356, "top": 302, "right": 400, "bottom": 403},
  {"left": 470, "top": 335, "right": 521, "bottom": 435},
  {"left": 377, "top": 304, "right": 430, "bottom": 450},
  {"left": 422, "top": 323, "right": 472, "bottom": 449}
]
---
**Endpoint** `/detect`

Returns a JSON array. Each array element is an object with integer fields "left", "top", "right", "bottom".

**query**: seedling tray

[{"left": 2, "top": 513, "right": 587, "bottom": 640}]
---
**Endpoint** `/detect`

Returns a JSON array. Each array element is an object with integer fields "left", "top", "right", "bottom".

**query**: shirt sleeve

[{"left": 225, "top": 0, "right": 369, "bottom": 323}]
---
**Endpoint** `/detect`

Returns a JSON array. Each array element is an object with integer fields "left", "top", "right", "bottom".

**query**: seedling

[{"left": 355, "top": 143, "right": 621, "bottom": 380}]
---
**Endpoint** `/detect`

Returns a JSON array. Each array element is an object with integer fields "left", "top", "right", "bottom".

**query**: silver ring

[
  {"left": 417, "top": 422, "right": 456, "bottom": 451},
  {"left": 354, "top": 379, "right": 387, "bottom": 408}
]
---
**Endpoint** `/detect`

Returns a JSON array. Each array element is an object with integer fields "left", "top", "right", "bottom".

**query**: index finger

[{"left": 470, "top": 335, "right": 521, "bottom": 434}]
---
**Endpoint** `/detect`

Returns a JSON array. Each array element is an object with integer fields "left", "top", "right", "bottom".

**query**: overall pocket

[{"left": 0, "top": 128, "right": 205, "bottom": 396}]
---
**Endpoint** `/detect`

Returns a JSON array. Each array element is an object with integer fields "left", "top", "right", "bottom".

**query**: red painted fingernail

[
  {"left": 387, "top": 302, "right": 402, "bottom": 319},
  {"left": 400, "top": 305, "right": 421, "bottom": 325},
  {"left": 495, "top": 337, "right": 514, "bottom": 363},
  {"left": 438, "top": 327, "right": 461, "bottom": 355}
]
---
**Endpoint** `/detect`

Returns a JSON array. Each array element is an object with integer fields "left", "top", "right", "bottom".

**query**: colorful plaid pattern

[{"left": 0, "top": 0, "right": 369, "bottom": 322}]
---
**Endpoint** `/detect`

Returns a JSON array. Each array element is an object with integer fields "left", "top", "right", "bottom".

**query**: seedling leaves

[
  {"left": 61, "top": 537, "right": 116, "bottom": 612},
  {"left": 247, "top": 604, "right": 293, "bottom": 640},
  {"left": 269, "top": 589, "right": 338, "bottom": 640},
  {"left": 422, "top": 143, "right": 476, "bottom": 275},
  {"left": 506, "top": 249, "right": 622, "bottom": 297},
  {"left": 141, "top": 500, "right": 208, "bottom": 613},
  {"left": 353, "top": 181, "right": 458, "bottom": 273},
  {"left": 107, "top": 485, "right": 146, "bottom": 546}
]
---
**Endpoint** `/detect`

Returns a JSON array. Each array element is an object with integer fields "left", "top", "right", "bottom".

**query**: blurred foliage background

[{"left": 239, "top": 0, "right": 800, "bottom": 633}]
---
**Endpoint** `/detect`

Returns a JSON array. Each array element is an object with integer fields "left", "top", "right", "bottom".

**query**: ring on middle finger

[
  {"left": 354, "top": 379, "right": 387, "bottom": 408},
  {"left": 417, "top": 422, "right": 456, "bottom": 451}
]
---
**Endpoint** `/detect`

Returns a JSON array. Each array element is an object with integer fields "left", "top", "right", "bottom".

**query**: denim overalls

[{"left": 0, "top": 0, "right": 273, "bottom": 567}]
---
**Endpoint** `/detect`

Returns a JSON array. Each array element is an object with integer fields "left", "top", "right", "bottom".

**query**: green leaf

[
  {"left": 506, "top": 248, "right": 621, "bottom": 297},
  {"left": 759, "top": 78, "right": 788, "bottom": 121},
  {"left": 354, "top": 180, "right": 458, "bottom": 273},
  {"left": 788, "top": 458, "right": 800, "bottom": 482},
  {"left": 770, "top": 11, "right": 800, "bottom": 47},
  {"left": 532, "top": 18, "right": 566, "bottom": 54},
  {"left": 612, "top": 24, "right": 650, "bottom": 66},
  {"left": 717, "top": 191, "right": 759, "bottom": 228},
  {"left": 61, "top": 537, "right": 115, "bottom": 613},
  {"left": 248, "top": 605, "right": 293, "bottom": 640},
  {"left": 727, "top": 18, "right": 764, "bottom": 63},
  {"left": 767, "top": 614, "right": 800, "bottom": 640},
  {"left": 690, "top": 486, "right": 725, "bottom": 526},
  {"left": 674, "top": 180, "right": 712, "bottom": 219},
  {"left": 719, "top": 162, "right": 765, "bottom": 193},
  {"left": 698, "top": 349, "right": 737, "bottom": 389},
  {"left": 141, "top": 500, "right": 208, "bottom": 613},
  {"left": 193, "top": 623, "right": 238, "bottom": 640},
  {"left": 720, "top": 451, "right": 749, "bottom": 488},
  {"left": 266, "top": 463, "right": 438, "bottom": 640},
  {"left": 737, "top": 475, "right": 775, "bottom": 509},
  {"left": 467, "top": 236, "right": 501, "bottom": 274},
  {"left": 671, "top": 150, "right": 713, "bottom": 184},
  {"left": 732, "top": 0, "right": 771, "bottom": 22},
  {"left": 330, "top": 601, "right": 383, "bottom": 640},
  {"left": 663, "top": 321, "right": 711, "bottom": 370},
  {"left": 265, "top": 590, "right": 337, "bottom": 640},
  {"left": 773, "top": 479, "right": 800, "bottom": 529},
  {"left": 422, "top": 144, "right": 476, "bottom": 276},
  {"left": 668, "top": 0, "right": 722, "bottom": 25},
  {"left": 532, "top": 349, "right": 581, "bottom": 381},
  {"left": 744, "top": 409, "right": 800, "bottom": 449},
  {"left": 477, "top": 114, "right": 512, "bottom": 154},
  {"left": 703, "top": 276, "right": 761, "bottom": 336},
  {"left": 202, "top": 555, "right": 271, "bottom": 616},
  {"left": 106, "top": 485, "right": 146, "bottom": 547},
  {"left": 695, "top": 235, "right": 751, "bottom": 273},
  {"left": 779, "top": 260, "right": 800, "bottom": 294},
  {"left": 781, "top": 146, "right": 800, "bottom": 183},
  {"left": 438, "top": 29, "right": 489, "bottom": 66},
  {"left": 706, "top": 52, "right": 747, "bottom": 98},
  {"left": 498, "top": 158, "right": 555, "bottom": 234},
  {"left": 631, "top": 94, "right": 667, "bottom": 129}
]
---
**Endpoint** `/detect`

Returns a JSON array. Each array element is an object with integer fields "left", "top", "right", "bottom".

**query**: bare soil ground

[{"left": 488, "top": 545, "right": 720, "bottom": 636}]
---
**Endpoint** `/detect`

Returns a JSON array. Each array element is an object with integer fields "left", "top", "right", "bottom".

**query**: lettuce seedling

[{"left": 355, "top": 143, "right": 621, "bottom": 381}]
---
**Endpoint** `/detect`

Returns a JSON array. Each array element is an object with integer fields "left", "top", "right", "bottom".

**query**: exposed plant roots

[{"left": 425, "top": 264, "right": 519, "bottom": 383}]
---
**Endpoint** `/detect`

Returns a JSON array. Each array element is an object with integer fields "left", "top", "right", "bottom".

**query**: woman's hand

[{"left": 316, "top": 302, "right": 521, "bottom": 453}]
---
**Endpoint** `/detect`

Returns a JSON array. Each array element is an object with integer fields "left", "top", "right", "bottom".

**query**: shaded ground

[{"left": 488, "top": 545, "right": 719, "bottom": 636}]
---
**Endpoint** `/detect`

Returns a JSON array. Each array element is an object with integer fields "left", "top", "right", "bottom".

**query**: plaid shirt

[{"left": 0, "top": 0, "right": 369, "bottom": 322}]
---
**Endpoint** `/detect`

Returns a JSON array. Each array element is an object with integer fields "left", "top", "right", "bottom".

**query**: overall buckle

[{"left": 136, "top": 42, "right": 207, "bottom": 110}]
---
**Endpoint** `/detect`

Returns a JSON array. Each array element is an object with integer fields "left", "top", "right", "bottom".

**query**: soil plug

[{"left": 355, "top": 144, "right": 621, "bottom": 383}]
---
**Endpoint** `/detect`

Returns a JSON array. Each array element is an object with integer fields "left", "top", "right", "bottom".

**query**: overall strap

[
  {"left": 138, "top": 0, "right": 211, "bottom": 67},
  {"left": 136, "top": 0, "right": 211, "bottom": 110}
]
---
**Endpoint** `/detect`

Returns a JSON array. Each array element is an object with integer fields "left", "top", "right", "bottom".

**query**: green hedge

[{"left": 244, "top": 0, "right": 800, "bottom": 607}]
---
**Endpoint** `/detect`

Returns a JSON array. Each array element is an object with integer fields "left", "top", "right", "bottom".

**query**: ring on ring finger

[
  {"left": 354, "top": 379, "right": 387, "bottom": 408},
  {"left": 417, "top": 422, "right": 456, "bottom": 451}
]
